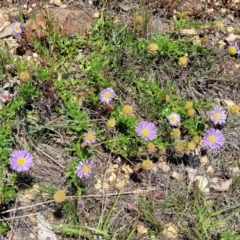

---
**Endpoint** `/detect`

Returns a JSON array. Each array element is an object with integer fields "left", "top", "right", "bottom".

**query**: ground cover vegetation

[{"left": 0, "top": 0, "right": 240, "bottom": 239}]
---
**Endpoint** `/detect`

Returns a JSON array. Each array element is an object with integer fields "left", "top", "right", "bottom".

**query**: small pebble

[
  {"left": 207, "top": 166, "right": 214, "bottom": 175},
  {"left": 54, "top": 0, "right": 62, "bottom": 6},
  {"left": 60, "top": 4, "right": 67, "bottom": 8},
  {"left": 29, "top": 233, "right": 37, "bottom": 239},
  {"left": 33, "top": 53, "right": 38, "bottom": 58},
  {"left": 227, "top": 26, "right": 234, "bottom": 33},
  {"left": 27, "top": 7, "right": 33, "bottom": 14},
  {"left": 220, "top": 8, "right": 227, "bottom": 15}
]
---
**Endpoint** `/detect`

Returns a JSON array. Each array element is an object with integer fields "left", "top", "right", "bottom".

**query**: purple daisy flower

[
  {"left": 136, "top": 121, "right": 157, "bottom": 141},
  {"left": 84, "top": 131, "right": 96, "bottom": 145},
  {"left": 203, "top": 128, "right": 225, "bottom": 150},
  {"left": 167, "top": 113, "right": 181, "bottom": 126},
  {"left": 208, "top": 107, "right": 227, "bottom": 125},
  {"left": 228, "top": 42, "right": 240, "bottom": 55},
  {"left": 9, "top": 150, "right": 33, "bottom": 172},
  {"left": 1, "top": 236, "right": 9, "bottom": 240},
  {"left": 100, "top": 88, "right": 115, "bottom": 104},
  {"left": 76, "top": 160, "right": 93, "bottom": 178},
  {"left": 12, "top": 22, "right": 23, "bottom": 34}
]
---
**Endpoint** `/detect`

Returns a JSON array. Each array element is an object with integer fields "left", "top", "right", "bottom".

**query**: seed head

[
  {"left": 122, "top": 105, "right": 133, "bottom": 115},
  {"left": 230, "top": 104, "right": 239, "bottom": 114},
  {"left": 148, "top": 43, "right": 159, "bottom": 53},
  {"left": 187, "top": 108, "right": 195, "bottom": 117},
  {"left": 162, "top": 95, "right": 170, "bottom": 103},
  {"left": 178, "top": 55, "right": 188, "bottom": 67},
  {"left": 146, "top": 142, "right": 156, "bottom": 153},
  {"left": 19, "top": 71, "right": 30, "bottom": 82},
  {"left": 192, "top": 136, "right": 202, "bottom": 144},
  {"left": 134, "top": 15, "right": 143, "bottom": 25},
  {"left": 184, "top": 101, "right": 193, "bottom": 110},
  {"left": 54, "top": 190, "right": 66, "bottom": 203},
  {"left": 158, "top": 146, "right": 166, "bottom": 155},
  {"left": 142, "top": 159, "right": 154, "bottom": 170},
  {"left": 171, "top": 128, "right": 181, "bottom": 139},
  {"left": 215, "top": 21, "right": 224, "bottom": 31},
  {"left": 186, "top": 141, "right": 197, "bottom": 151},
  {"left": 175, "top": 142, "right": 185, "bottom": 154},
  {"left": 106, "top": 118, "right": 116, "bottom": 128}
]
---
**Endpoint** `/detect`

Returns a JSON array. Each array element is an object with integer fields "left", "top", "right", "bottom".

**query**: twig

[
  {"left": 69, "top": 188, "right": 157, "bottom": 199},
  {"left": 0, "top": 189, "right": 156, "bottom": 215},
  {"left": 1, "top": 213, "right": 39, "bottom": 221},
  {"left": 0, "top": 200, "right": 54, "bottom": 214}
]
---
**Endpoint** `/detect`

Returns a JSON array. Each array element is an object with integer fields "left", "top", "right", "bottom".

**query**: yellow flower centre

[
  {"left": 228, "top": 46, "right": 237, "bottom": 55},
  {"left": 14, "top": 25, "right": 20, "bottom": 30},
  {"left": 86, "top": 133, "right": 94, "bottom": 141},
  {"left": 213, "top": 113, "right": 220, "bottom": 120},
  {"left": 208, "top": 135, "right": 216, "bottom": 143},
  {"left": 104, "top": 92, "right": 111, "bottom": 99},
  {"left": 17, "top": 157, "right": 25, "bottom": 166},
  {"left": 82, "top": 165, "right": 90, "bottom": 173},
  {"left": 170, "top": 116, "right": 176, "bottom": 122},
  {"left": 141, "top": 128, "right": 149, "bottom": 136}
]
